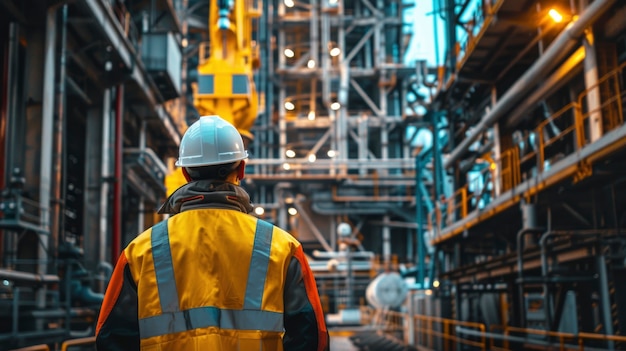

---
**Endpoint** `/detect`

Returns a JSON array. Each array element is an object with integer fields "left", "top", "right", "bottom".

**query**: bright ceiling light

[
  {"left": 282, "top": 163, "right": 291, "bottom": 170},
  {"left": 330, "top": 102, "right": 341, "bottom": 110},
  {"left": 548, "top": 8, "right": 563, "bottom": 23},
  {"left": 254, "top": 207, "right": 265, "bottom": 215},
  {"left": 308, "top": 154, "right": 316, "bottom": 162},
  {"left": 307, "top": 59, "right": 316, "bottom": 69},
  {"left": 308, "top": 111, "right": 316, "bottom": 120},
  {"left": 285, "top": 101, "right": 295, "bottom": 110},
  {"left": 327, "top": 150, "right": 336, "bottom": 158},
  {"left": 284, "top": 0, "right": 295, "bottom": 8},
  {"left": 284, "top": 48, "right": 295, "bottom": 58},
  {"left": 329, "top": 47, "right": 341, "bottom": 57},
  {"left": 288, "top": 207, "right": 298, "bottom": 216},
  {"left": 286, "top": 149, "right": 296, "bottom": 158}
]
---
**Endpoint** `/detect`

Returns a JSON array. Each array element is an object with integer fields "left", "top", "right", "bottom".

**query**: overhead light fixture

[
  {"left": 286, "top": 149, "right": 296, "bottom": 158},
  {"left": 254, "top": 207, "right": 265, "bottom": 215},
  {"left": 308, "top": 154, "right": 316, "bottom": 162},
  {"left": 284, "top": 0, "right": 295, "bottom": 8},
  {"left": 329, "top": 47, "right": 341, "bottom": 57},
  {"left": 330, "top": 102, "right": 341, "bottom": 110},
  {"left": 308, "top": 111, "right": 316, "bottom": 120},
  {"left": 285, "top": 101, "right": 295, "bottom": 110},
  {"left": 307, "top": 59, "right": 316, "bottom": 69},
  {"left": 327, "top": 150, "right": 336, "bottom": 158},
  {"left": 284, "top": 48, "right": 295, "bottom": 58},
  {"left": 282, "top": 163, "right": 291, "bottom": 170},
  {"left": 288, "top": 207, "right": 298, "bottom": 216},
  {"left": 548, "top": 8, "right": 563, "bottom": 23}
]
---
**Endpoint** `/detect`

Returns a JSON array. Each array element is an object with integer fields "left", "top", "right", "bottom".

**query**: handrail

[
  {"left": 9, "top": 345, "right": 50, "bottom": 351},
  {"left": 61, "top": 336, "right": 96, "bottom": 351}
]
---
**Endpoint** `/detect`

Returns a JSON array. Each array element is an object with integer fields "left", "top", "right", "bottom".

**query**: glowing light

[
  {"left": 433, "top": 280, "right": 440, "bottom": 288},
  {"left": 308, "top": 154, "right": 316, "bottom": 162},
  {"left": 548, "top": 8, "right": 563, "bottom": 23},
  {"left": 284, "top": 101, "right": 295, "bottom": 110},
  {"left": 327, "top": 150, "right": 336, "bottom": 158},
  {"left": 490, "top": 162, "right": 496, "bottom": 171},
  {"left": 307, "top": 59, "right": 316, "bottom": 69},
  {"left": 330, "top": 102, "right": 341, "bottom": 110},
  {"left": 288, "top": 207, "right": 298, "bottom": 215},
  {"left": 425, "top": 289, "right": 433, "bottom": 296},
  {"left": 308, "top": 111, "right": 316, "bottom": 120},
  {"left": 284, "top": 48, "right": 295, "bottom": 58},
  {"left": 182, "top": 38, "right": 188, "bottom": 47},
  {"left": 286, "top": 149, "right": 296, "bottom": 158},
  {"left": 282, "top": 163, "right": 291, "bottom": 170},
  {"left": 329, "top": 47, "right": 341, "bottom": 57},
  {"left": 284, "top": 0, "right": 295, "bottom": 8},
  {"left": 328, "top": 0, "right": 338, "bottom": 5},
  {"left": 254, "top": 207, "right": 265, "bottom": 215}
]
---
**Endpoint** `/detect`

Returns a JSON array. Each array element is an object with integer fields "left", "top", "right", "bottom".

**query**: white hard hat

[{"left": 175, "top": 115, "right": 248, "bottom": 167}]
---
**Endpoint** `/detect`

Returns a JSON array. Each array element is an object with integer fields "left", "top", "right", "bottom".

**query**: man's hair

[{"left": 185, "top": 161, "right": 240, "bottom": 181}]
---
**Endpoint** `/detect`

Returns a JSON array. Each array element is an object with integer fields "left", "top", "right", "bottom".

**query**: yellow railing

[
  {"left": 412, "top": 314, "right": 487, "bottom": 351},
  {"left": 9, "top": 336, "right": 96, "bottom": 351},
  {"left": 61, "top": 336, "right": 96, "bottom": 351},
  {"left": 490, "top": 325, "right": 626, "bottom": 351},
  {"left": 432, "top": 60, "right": 626, "bottom": 235}
]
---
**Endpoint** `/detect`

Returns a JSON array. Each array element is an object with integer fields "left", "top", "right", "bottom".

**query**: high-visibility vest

[{"left": 126, "top": 210, "right": 294, "bottom": 350}]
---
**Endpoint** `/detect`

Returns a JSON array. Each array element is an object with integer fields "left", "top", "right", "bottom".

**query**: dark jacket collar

[{"left": 157, "top": 180, "right": 254, "bottom": 215}]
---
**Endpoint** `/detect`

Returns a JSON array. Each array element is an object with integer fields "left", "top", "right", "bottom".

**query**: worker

[{"left": 95, "top": 115, "right": 329, "bottom": 351}]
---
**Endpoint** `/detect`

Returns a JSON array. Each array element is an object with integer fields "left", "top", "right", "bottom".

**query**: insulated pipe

[
  {"left": 99, "top": 89, "right": 112, "bottom": 268},
  {"left": 39, "top": 5, "right": 57, "bottom": 285},
  {"left": 111, "top": 85, "right": 124, "bottom": 264},
  {"left": 443, "top": 0, "right": 617, "bottom": 169},
  {"left": 505, "top": 46, "right": 585, "bottom": 129},
  {"left": 50, "top": 4, "right": 69, "bottom": 264}
]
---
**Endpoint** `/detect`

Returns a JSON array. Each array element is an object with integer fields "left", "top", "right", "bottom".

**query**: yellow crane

[
  {"left": 192, "top": 0, "right": 261, "bottom": 144},
  {"left": 167, "top": 0, "right": 261, "bottom": 197}
]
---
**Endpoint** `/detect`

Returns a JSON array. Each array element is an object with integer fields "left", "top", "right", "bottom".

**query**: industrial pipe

[
  {"left": 111, "top": 85, "right": 124, "bottom": 263},
  {"left": 443, "top": 0, "right": 617, "bottom": 169}
]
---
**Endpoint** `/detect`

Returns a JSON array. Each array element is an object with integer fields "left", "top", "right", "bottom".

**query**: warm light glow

[
  {"left": 284, "top": 0, "right": 295, "bottom": 8},
  {"left": 308, "top": 154, "right": 316, "bottom": 162},
  {"left": 307, "top": 59, "right": 316, "bottom": 68},
  {"left": 182, "top": 38, "right": 188, "bottom": 47},
  {"left": 282, "top": 163, "right": 291, "bottom": 170},
  {"left": 330, "top": 102, "right": 341, "bottom": 110},
  {"left": 425, "top": 289, "right": 433, "bottom": 296},
  {"left": 286, "top": 149, "right": 296, "bottom": 158},
  {"left": 433, "top": 280, "right": 440, "bottom": 288},
  {"left": 548, "top": 8, "right": 563, "bottom": 23},
  {"left": 327, "top": 150, "right": 336, "bottom": 158},
  {"left": 490, "top": 162, "right": 496, "bottom": 171},
  {"left": 308, "top": 111, "right": 316, "bottom": 120},
  {"left": 288, "top": 207, "right": 298, "bottom": 215},
  {"left": 329, "top": 47, "right": 341, "bottom": 57},
  {"left": 284, "top": 48, "right": 295, "bottom": 58},
  {"left": 284, "top": 101, "right": 295, "bottom": 110},
  {"left": 254, "top": 207, "right": 265, "bottom": 215}
]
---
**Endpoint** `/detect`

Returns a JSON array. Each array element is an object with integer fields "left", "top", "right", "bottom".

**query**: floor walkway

[{"left": 330, "top": 335, "right": 359, "bottom": 351}]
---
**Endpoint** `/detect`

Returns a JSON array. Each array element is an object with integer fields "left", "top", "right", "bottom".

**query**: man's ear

[
  {"left": 182, "top": 167, "right": 192, "bottom": 182},
  {"left": 237, "top": 160, "right": 246, "bottom": 180}
]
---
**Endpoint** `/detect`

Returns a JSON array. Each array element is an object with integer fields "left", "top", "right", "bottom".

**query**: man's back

[{"left": 96, "top": 205, "right": 328, "bottom": 350}]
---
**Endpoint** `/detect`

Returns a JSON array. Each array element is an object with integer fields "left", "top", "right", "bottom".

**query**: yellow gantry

[{"left": 192, "top": 0, "right": 261, "bottom": 143}]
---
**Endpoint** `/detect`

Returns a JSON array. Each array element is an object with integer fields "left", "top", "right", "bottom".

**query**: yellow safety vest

[{"left": 124, "top": 209, "right": 297, "bottom": 350}]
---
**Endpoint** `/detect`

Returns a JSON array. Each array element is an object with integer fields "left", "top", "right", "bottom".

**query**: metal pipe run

[
  {"left": 111, "top": 85, "right": 124, "bottom": 263},
  {"left": 443, "top": 0, "right": 617, "bottom": 169}
]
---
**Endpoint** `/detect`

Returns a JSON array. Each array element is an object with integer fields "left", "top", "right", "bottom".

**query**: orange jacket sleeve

[{"left": 283, "top": 246, "right": 329, "bottom": 351}]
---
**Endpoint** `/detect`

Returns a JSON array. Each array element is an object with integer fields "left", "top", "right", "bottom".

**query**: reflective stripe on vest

[{"left": 139, "top": 219, "right": 282, "bottom": 339}]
